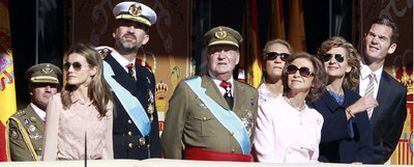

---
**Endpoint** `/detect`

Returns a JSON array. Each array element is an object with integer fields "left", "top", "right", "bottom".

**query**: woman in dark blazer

[{"left": 312, "top": 37, "right": 377, "bottom": 164}]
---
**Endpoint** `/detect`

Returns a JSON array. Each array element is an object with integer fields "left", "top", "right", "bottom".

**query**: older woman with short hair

[{"left": 254, "top": 52, "right": 326, "bottom": 163}]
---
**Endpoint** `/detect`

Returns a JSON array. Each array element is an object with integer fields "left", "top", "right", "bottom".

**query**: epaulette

[
  {"left": 12, "top": 110, "right": 27, "bottom": 118},
  {"left": 96, "top": 46, "right": 112, "bottom": 59}
]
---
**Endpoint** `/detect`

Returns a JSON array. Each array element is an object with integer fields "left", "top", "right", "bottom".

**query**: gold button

[
  {"left": 231, "top": 149, "right": 235, "bottom": 153},
  {"left": 128, "top": 143, "right": 133, "bottom": 148},
  {"left": 128, "top": 119, "right": 132, "bottom": 124},
  {"left": 230, "top": 131, "right": 234, "bottom": 136},
  {"left": 203, "top": 117, "right": 207, "bottom": 121},
  {"left": 128, "top": 131, "right": 132, "bottom": 136}
]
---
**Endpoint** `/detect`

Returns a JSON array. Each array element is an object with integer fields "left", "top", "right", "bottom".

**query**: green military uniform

[
  {"left": 162, "top": 76, "right": 258, "bottom": 158},
  {"left": 6, "top": 105, "right": 45, "bottom": 161},
  {"left": 6, "top": 63, "right": 61, "bottom": 161},
  {"left": 161, "top": 26, "right": 258, "bottom": 159}
]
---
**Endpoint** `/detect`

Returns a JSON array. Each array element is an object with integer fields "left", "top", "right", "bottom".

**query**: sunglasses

[
  {"left": 266, "top": 52, "right": 290, "bottom": 61},
  {"left": 322, "top": 53, "right": 344, "bottom": 63},
  {"left": 287, "top": 64, "right": 314, "bottom": 77},
  {"left": 64, "top": 62, "right": 83, "bottom": 71}
]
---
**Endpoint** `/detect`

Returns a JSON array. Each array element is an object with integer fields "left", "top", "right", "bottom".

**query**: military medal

[
  {"left": 23, "top": 119, "right": 29, "bottom": 125},
  {"left": 29, "top": 125, "right": 36, "bottom": 132},
  {"left": 148, "top": 90, "right": 154, "bottom": 121}
]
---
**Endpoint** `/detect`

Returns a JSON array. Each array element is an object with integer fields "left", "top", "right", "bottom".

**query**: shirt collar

[
  {"left": 360, "top": 60, "right": 383, "bottom": 83},
  {"left": 208, "top": 70, "right": 234, "bottom": 86},
  {"left": 110, "top": 47, "right": 136, "bottom": 67},
  {"left": 70, "top": 93, "right": 94, "bottom": 106},
  {"left": 30, "top": 103, "right": 46, "bottom": 121}
]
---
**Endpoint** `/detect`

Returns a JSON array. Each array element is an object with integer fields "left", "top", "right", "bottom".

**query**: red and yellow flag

[
  {"left": 246, "top": 0, "right": 262, "bottom": 88},
  {"left": 0, "top": 0, "right": 17, "bottom": 161},
  {"left": 287, "top": 0, "right": 306, "bottom": 52},
  {"left": 269, "top": 0, "right": 286, "bottom": 40}
]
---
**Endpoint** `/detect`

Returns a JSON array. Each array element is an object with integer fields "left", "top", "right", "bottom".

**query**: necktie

[
  {"left": 219, "top": 81, "right": 233, "bottom": 109},
  {"left": 365, "top": 73, "right": 375, "bottom": 119},
  {"left": 126, "top": 63, "right": 135, "bottom": 79}
]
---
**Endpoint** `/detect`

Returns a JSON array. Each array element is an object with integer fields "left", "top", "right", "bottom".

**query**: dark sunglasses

[
  {"left": 64, "top": 62, "right": 83, "bottom": 71},
  {"left": 287, "top": 64, "right": 314, "bottom": 77},
  {"left": 322, "top": 53, "right": 344, "bottom": 63},
  {"left": 266, "top": 52, "right": 290, "bottom": 61}
]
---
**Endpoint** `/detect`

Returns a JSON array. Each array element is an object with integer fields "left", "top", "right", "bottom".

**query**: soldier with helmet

[{"left": 6, "top": 63, "right": 62, "bottom": 161}]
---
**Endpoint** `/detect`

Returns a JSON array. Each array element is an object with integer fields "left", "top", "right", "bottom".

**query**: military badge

[
  {"left": 23, "top": 119, "right": 29, "bottom": 125},
  {"left": 10, "top": 128, "right": 19, "bottom": 139},
  {"left": 214, "top": 28, "right": 227, "bottom": 39},
  {"left": 29, "top": 125, "right": 36, "bottom": 132},
  {"left": 41, "top": 65, "right": 53, "bottom": 75},
  {"left": 128, "top": 3, "right": 142, "bottom": 17}
]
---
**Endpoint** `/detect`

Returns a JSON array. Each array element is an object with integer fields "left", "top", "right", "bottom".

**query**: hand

[{"left": 347, "top": 96, "right": 378, "bottom": 115}]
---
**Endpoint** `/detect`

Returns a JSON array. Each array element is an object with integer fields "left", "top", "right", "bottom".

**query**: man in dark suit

[
  {"left": 358, "top": 15, "right": 407, "bottom": 164},
  {"left": 7, "top": 63, "right": 62, "bottom": 161},
  {"left": 161, "top": 26, "right": 258, "bottom": 162},
  {"left": 97, "top": 1, "right": 161, "bottom": 159}
]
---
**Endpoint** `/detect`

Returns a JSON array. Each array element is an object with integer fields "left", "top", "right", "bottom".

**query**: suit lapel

[
  {"left": 371, "top": 71, "right": 389, "bottom": 123},
  {"left": 233, "top": 81, "right": 247, "bottom": 112},
  {"left": 201, "top": 75, "right": 231, "bottom": 110}
]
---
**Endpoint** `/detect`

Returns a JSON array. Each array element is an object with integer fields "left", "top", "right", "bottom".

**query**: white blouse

[{"left": 254, "top": 95, "right": 323, "bottom": 163}]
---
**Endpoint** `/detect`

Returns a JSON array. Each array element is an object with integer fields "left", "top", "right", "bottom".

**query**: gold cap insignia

[
  {"left": 41, "top": 66, "right": 53, "bottom": 75},
  {"left": 214, "top": 28, "right": 227, "bottom": 39},
  {"left": 128, "top": 3, "right": 142, "bottom": 17}
]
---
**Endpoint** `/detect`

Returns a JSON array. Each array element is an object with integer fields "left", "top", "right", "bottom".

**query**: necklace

[{"left": 284, "top": 96, "right": 306, "bottom": 111}]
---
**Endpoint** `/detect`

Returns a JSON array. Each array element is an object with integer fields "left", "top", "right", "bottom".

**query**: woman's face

[
  {"left": 64, "top": 53, "right": 96, "bottom": 87},
  {"left": 265, "top": 43, "right": 291, "bottom": 81},
  {"left": 287, "top": 58, "right": 315, "bottom": 93},
  {"left": 322, "top": 47, "right": 351, "bottom": 79}
]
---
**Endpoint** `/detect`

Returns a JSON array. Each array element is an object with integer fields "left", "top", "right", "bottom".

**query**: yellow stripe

[{"left": 7, "top": 117, "right": 39, "bottom": 161}]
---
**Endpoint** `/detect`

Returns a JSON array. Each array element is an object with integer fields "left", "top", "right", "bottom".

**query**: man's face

[
  {"left": 208, "top": 44, "right": 240, "bottom": 79},
  {"left": 363, "top": 23, "right": 397, "bottom": 63},
  {"left": 113, "top": 20, "right": 149, "bottom": 53},
  {"left": 30, "top": 83, "right": 59, "bottom": 111}
]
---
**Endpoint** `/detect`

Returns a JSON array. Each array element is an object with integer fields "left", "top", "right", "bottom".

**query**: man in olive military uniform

[
  {"left": 6, "top": 63, "right": 62, "bottom": 161},
  {"left": 96, "top": 1, "right": 161, "bottom": 159},
  {"left": 161, "top": 26, "right": 258, "bottom": 162}
]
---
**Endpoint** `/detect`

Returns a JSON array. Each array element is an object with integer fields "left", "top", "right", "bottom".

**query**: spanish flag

[
  {"left": 245, "top": 0, "right": 262, "bottom": 88},
  {"left": 287, "top": 0, "right": 306, "bottom": 52},
  {"left": 0, "top": 0, "right": 17, "bottom": 161},
  {"left": 269, "top": 0, "right": 286, "bottom": 40}
]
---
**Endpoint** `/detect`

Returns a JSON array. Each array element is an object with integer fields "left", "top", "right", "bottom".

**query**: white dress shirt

[
  {"left": 104, "top": 47, "right": 136, "bottom": 79},
  {"left": 208, "top": 71, "right": 234, "bottom": 96},
  {"left": 254, "top": 95, "right": 323, "bottom": 163},
  {"left": 359, "top": 60, "right": 383, "bottom": 98},
  {"left": 31, "top": 103, "right": 46, "bottom": 121}
]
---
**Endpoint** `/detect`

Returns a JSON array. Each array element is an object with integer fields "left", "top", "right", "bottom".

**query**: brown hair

[
  {"left": 316, "top": 36, "right": 360, "bottom": 90},
  {"left": 282, "top": 52, "right": 326, "bottom": 102},
  {"left": 372, "top": 15, "right": 399, "bottom": 44},
  {"left": 61, "top": 43, "right": 113, "bottom": 117}
]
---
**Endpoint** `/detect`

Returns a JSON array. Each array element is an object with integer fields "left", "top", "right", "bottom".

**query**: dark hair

[
  {"left": 316, "top": 36, "right": 360, "bottom": 90},
  {"left": 372, "top": 15, "right": 399, "bottom": 44},
  {"left": 61, "top": 43, "right": 113, "bottom": 117},
  {"left": 282, "top": 52, "right": 326, "bottom": 102},
  {"left": 261, "top": 39, "right": 292, "bottom": 82}
]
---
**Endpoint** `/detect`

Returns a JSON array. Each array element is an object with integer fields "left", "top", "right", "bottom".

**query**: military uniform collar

[
  {"left": 208, "top": 71, "right": 234, "bottom": 95},
  {"left": 30, "top": 103, "right": 46, "bottom": 121},
  {"left": 110, "top": 48, "right": 136, "bottom": 70}
]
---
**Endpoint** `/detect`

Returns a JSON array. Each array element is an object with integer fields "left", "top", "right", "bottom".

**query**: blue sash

[
  {"left": 103, "top": 61, "right": 150, "bottom": 136},
  {"left": 185, "top": 77, "right": 251, "bottom": 154}
]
